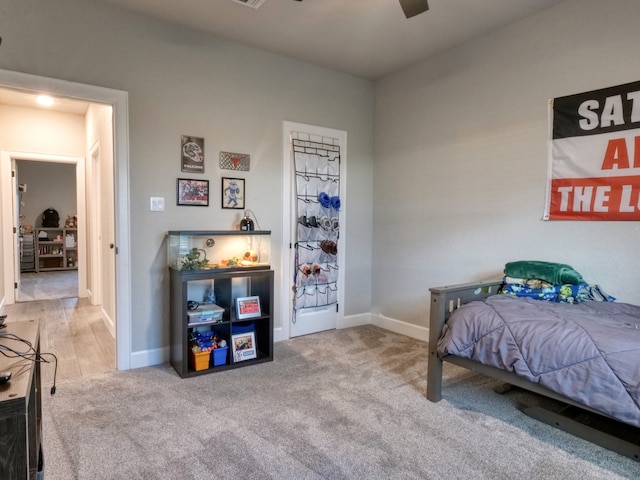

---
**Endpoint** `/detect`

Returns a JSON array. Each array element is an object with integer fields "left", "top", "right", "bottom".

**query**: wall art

[
  {"left": 221, "top": 177, "right": 245, "bottom": 209},
  {"left": 177, "top": 178, "right": 209, "bottom": 206},
  {"left": 219, "top": 151, "right": 250, "bottom": 171},
  {"left": 181, "top": 135, "right": 205, "bottom": 173}
]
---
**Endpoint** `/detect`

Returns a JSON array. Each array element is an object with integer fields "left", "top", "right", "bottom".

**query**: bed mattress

[{"left": 436, "top": 294, "right": 640, "bottom": 427}]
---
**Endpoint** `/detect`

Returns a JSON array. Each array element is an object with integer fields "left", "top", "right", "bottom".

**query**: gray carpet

[{"left": 41, "top": 325, "right": 640, "bottom": 479}]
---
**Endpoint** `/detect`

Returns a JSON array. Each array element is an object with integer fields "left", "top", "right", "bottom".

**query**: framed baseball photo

[{"left": 232, "top": 331, "right": 257, "bottom": 362}]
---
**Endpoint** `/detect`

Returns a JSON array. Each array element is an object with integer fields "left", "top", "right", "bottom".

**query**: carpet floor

[{"left": 41, "top": 325, "right": 640, "bottom": 479}]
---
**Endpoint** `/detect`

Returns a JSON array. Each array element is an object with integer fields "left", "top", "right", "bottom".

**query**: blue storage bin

[
  {"left": 232, "top": 323, "right": 255, "bottom": 334},
  {"left": 212, "top": 346, "right": 228, "bottom": 366}
]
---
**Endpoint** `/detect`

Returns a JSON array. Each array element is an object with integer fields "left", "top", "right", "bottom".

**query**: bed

[{"left": 426, "top": 279, "right": 640, "bottom": 461}]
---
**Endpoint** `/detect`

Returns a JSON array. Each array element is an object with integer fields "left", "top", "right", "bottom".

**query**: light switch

[{"left": 150, "top": 196, "right": 165, "bottom": 212}]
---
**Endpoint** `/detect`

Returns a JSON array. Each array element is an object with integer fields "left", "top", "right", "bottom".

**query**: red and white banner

[{"left": 545, "top": 80, "right": 640, "bottom": 220}]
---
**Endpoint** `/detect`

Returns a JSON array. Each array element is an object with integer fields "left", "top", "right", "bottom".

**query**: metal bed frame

[{"left": 426, "top": 280, "right": 640, "bottom": 461}]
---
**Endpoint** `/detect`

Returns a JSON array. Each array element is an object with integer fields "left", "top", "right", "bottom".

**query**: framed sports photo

[
  {"left": 232, "top": 331, "right": 257, "bottom": 362},
  {"left": 235, "top": 296, "right": 261, "bottom": 320},
  {"left": 176, "top": 178, "right": 209, "bottom": 206}
]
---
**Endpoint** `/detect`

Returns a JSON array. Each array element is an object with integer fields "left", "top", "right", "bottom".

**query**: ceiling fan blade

[{"left": 399, "top": 0, "right": 429, "bottom": 19}]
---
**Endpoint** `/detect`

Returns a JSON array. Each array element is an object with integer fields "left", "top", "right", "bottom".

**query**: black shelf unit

[{"left": 169, "top": 266, "right": 273, "bottom": 378}]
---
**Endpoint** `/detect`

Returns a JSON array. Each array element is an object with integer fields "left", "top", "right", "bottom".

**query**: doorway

[
  {"left": 15, "top": 158, "right": 81, "bottom": 302},
  {"left": 0, "top": 68, "right": 132, "bottom": 370},
  {"left": 281, "top": 121, "right": 347, "bottom": 339}
]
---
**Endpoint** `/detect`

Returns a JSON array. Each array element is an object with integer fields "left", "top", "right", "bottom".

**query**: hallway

[
  {"left": 17, "top": 270, "right": 78, "bottom": 302},
  {"left": 3, "top": 296, "right": 115, "bottom": 387}
]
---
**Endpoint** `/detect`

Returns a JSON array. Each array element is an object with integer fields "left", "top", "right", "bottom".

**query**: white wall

[
  {"left": 0, "top": 0, "right": 375, "bottom": 354},
  {"left": 0, "top": 105, "right": 85, "bottom": 157},
  {"left": 373, "top": 0, "right": 640, "bottom": 330}
]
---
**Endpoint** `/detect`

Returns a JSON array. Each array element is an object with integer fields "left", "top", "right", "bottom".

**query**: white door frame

[
  {"left": 0, "top": 68, "right": 132, "bottom": 370},
  {"left": 3, "top": 153, "right": 87, "bottom": 300},
  {"left": 280, "top": 121, "right": 347, "bottom": 341},
  {"left": 88, "top": 140, "right": 103, "bottom": 306}
]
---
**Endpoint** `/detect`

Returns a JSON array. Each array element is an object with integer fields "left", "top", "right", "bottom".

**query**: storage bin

[
  {"left": 200, "top": 304, "right": 224, "bottom": 321},
  {"left": 42, "top": 258, "right": 61, "bottom": 268},
  {"left": 232, "top": 322, "right": 255, "bottom": 334},
  {"left": 212, "top": 346, "right": 228, "bottom": 366},
  {"left": 189, "top": 350, "right": 210, "bottom": 371},
  {"left": 187, "top": 304, "right": 224, "bottom": 323}
]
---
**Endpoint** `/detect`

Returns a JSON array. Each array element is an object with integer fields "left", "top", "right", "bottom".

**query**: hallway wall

[
  {"left": 17, "top": 160, "right": 77, "bottom": 230},
  {"left": 0, "top": 103, "right": 85, "bottom": 305},
  {"left": 0, "top": 104, "right": 85, "bottom": 156}
]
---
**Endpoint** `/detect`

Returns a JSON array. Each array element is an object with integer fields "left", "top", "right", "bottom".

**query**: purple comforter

[{"left": 437, "top": 294, "right": 640, "bottom": 427}]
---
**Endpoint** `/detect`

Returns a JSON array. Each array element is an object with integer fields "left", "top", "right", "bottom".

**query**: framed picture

[
  {"left": 235, "top": 296, "right": 262, "bottom": 319},
  {"left": 176, "top": 178, "right": 209, "bottom": 206},
  {"left": 232, "top": 331, "right": 257, "bottom": 362},
  {"left": 221, "top": 177, "right": 245, "bottom": 209},
  {"left": 181, "top": 135, "right": 205, "bottom": 173}
]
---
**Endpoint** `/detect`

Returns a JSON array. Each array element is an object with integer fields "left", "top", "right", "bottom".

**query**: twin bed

[{"left": 426, "top": 279, "right": 640, "bottom": 461}]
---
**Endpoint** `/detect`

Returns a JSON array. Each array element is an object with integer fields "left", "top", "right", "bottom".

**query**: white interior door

[
  {"left": 12, "top": 159, "right": 20, "bottom": 291},
  {"left": 282, "top": 122, "right": 346, "bottom": 338}
]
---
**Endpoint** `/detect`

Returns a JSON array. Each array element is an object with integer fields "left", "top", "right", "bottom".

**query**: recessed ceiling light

[{"left": 36, "top": 95, "right": 55, "bottom": 107}]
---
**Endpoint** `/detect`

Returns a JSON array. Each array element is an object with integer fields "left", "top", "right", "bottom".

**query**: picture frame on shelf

[
  {"left": 221, "top": 177, "right": 245, "bottom": 209},
  {"left": 176, "top": 178, "right": 209, "bottom": 206},
  {"left": 235, "top": 296, "right": 261, "bottom": 320},
  {"left": 232, "top": 331, "right": 257, "bottom": 362}
]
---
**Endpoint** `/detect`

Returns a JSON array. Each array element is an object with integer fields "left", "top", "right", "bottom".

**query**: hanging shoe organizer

[{"left": 293, "top": 137, "right": 341, "bottom": 311}]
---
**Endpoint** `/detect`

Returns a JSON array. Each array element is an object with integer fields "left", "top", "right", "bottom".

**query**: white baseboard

[
  {"left": 130, "top": 346, "right": 169, "bottom": 369},
  {"left": 101, "top": 307, "right": 116, "bottom": 339},
  {"left": 128, "top": 313, "right": 427, "bottom": 370},
  {"left": 341, "top": 311, "right": 428, "bottom": 342},
  {"left": 273, "top": 325, "right": 286, "bottom": 343},
  {"left": 369, "top": 312, "right": 428, "bottom": 342},
  {"left": 341, "top": 312, "right": 370, "bottom": 329}
]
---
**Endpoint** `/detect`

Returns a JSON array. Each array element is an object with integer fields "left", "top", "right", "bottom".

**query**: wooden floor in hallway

[{"left": 2, "top": 297, "right": 115, "bottom": 387}]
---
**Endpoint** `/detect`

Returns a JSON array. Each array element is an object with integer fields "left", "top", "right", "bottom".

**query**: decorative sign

[
  {"left": 219, "top": 151, "right": 250, "bottom": 171},
  {"left": 181, "top": 135, "right": 205, "bottom": 173},
  {"left": 545, "top": 80, "right": 640, "bottom": 221}
]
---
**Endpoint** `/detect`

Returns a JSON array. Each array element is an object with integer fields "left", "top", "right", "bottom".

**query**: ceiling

[
  {"left": 0, "top": 0, "right": 565, "bottom": 113},
  {"left": 0, "top": 89, "right": 89, "bottom": 114},
  {"left": 95, "top": 0, "right": 565, "bottom": 80}
]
